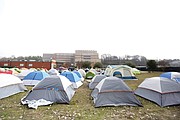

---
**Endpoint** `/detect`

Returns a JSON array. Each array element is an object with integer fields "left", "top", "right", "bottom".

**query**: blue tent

[
  {"left": 23, "top": 71, "right": 50, "bottom": 85},
  {"left": 60, "top": 71, "right": 83, "bottom": 88},
  {"left": 73, "top": 71, "right": 82, "bottom": 78},
  {"left": 24, "top": 71, "right": 49, "bottom": 80},
  {"left": 61, "top": 71, "right": 81, "bottom": 82},
  {"left": 160, "top": 72, "right": 180, "bottom": 82},
  {"left": 73, "top": 70, "right": 84, "bottom": 81}
]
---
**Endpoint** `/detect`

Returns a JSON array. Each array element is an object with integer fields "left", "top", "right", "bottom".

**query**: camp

[
  {"left": 135, "top": 77, "right": 180, "bottom": 107},
  {"left": 88, "top": 75, "right": 106, "bottom": 90},
  {"left": 104, "top": 65, "right": 138, "bottom": 80},
  {"left": 21, "top": 75, "right": 75, "bottom": 109},
  {"left": 0, "top": 74, "right": 27, "bottom": 99},
  {"left": 23, "top": 71, "right": 50, "bottom": 86},
  {"left": 91, "top": 76, "right": 142, "bottom": 107}
]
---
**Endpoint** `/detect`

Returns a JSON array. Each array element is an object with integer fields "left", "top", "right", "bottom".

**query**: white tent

[
  {"left": 104, "top": 65, "right": 138, "bottom": 80},
  {"left": 78, "top": 69, "right": 86, "bottom": 78},
  {"left": 16, "top": 69, "right": 34, "bottom": 80},
  {"left": 0, "top": 74, "right": 27, "bottom": 99},
  {"left": 48, "top": 68, "right": 59, "bottom": 75}
]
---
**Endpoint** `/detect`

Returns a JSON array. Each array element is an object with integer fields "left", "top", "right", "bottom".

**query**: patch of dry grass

[{"left": 0, "top": 72, "right": 180, "bottom": 120}]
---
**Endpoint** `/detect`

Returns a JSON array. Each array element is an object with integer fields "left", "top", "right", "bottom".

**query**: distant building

[
  {"left": 43, "top": 53, "right": 75, "bottom": 68},
  {"left": 42, "top": 53, "right": 55, "bottom": 61},
  {"left": 55, "top": 53, "right": 75, "bottom": 63},
  {"left": 43, "top": 50, "right": 100, "bottom": 68},
  {"left": 75, "top": 50, "right": 100, "bottom": 63}
]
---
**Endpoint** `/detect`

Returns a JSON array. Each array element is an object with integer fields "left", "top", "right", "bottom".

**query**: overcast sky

[{"left": 0, "top": 0, "right": 180, "bottom": 60}]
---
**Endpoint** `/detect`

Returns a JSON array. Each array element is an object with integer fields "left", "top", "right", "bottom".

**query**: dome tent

[
  {"left": 104, "top": 65, "right": 137, "bottom": 80},
  {"left": 91, "top": 76, "right": 142, "bottom": 107},
  {"left": 88, "top": 75, "right": 106, "bottom": 90},
  {"left": 21, "top": 75, "right": 75, "bottom": 109},
  {"left": 16, "top": 69, "right": 34, "bottom": 80},
  {"left": 85, "top": 71, "right": 96, "bottom": 79},
  {"left": 61, "top": 71, "right": 83, "bottom": 89},
  {"left": 135, "top": 77, "right": 180, "bottom": 107},
  {"left": 0, "top": 74, "right": 27, "bottom": 99},
  {"left": 132, "top": 68, "right": 141, "bottom": 75},
  {"left": 78, "top": 69, "right": 86, "bottom": 78},
  {"left": 160, "top": 72, "right": 180, "bottom": 82},
  {"left": 73, "top": 70, "right": 84, "bottom": 81},
  {"left": 23, "top": 71, "right": 50, "bottom": 86},
  {"left": 48, "top": 68, "right": 59, "bottom": 75}
]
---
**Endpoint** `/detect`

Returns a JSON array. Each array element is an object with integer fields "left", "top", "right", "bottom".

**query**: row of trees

[
  {"left": 74, "top": 60, "right": 158, "bottom": 72},
  {"left": 62, "top": 61, "right": 103, "bottom": 69},
  {"left": 101, "top": 54, "right": 147, "bottom": 66},
  {"left": 0, "top": 56, "right": 43, "bottom": 61}
]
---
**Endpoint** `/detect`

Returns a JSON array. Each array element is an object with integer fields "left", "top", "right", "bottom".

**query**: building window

[
  {"left": 20, "top": 64, "right": 24, "bottom": 66},
  {"left": 29, "top": 64, "right": 33, "bottom": 67},
  {"left": 4, "top": 64, "right": 8, "bottom": 66},
  {"left": 83, "top": 55, "right": 91, "bottom": 59},
  {"left": 84, "top": 57, "right": 91, "bottom": 60}
]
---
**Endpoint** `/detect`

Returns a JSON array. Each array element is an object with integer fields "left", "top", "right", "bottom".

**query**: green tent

[{"left": 86, "top": 71, "right": 95, "bottom": 79}]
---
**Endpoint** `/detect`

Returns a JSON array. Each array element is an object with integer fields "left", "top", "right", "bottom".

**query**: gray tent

[
  {"left": 91, "top": 76, "right": 142, "bottom": 107},
  {"left": 135, "top": 77, "right": 180, "bottom": 107},
  {"left": 88, "top": 75, "right": 106, "bottom": 90},
  {"left": 21, "top": 75, "right": 75, "bottom": 109}
]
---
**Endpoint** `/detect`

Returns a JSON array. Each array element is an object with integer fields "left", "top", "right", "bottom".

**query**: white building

[{"left": 75, "top": 50, "right": 100, "bottom": 63}]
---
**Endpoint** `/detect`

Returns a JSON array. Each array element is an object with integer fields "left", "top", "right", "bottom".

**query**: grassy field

[{"left": 0, "top": 72, "right": 180, "bottom": 120}]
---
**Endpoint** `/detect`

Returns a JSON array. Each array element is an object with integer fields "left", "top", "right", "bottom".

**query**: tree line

[{"left": 0, "top": 56, "right": 43, "bottom": 61}]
